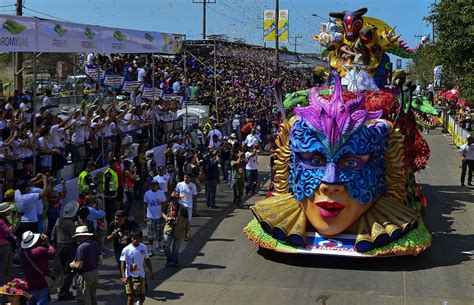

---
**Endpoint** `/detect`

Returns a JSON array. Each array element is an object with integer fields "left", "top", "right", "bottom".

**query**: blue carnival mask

[{"left": 289, "top": 119, "right": 389, "bottom": 204}]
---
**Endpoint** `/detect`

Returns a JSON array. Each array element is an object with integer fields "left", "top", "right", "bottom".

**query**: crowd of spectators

[{"left": 0, "top": 42, "right": 315, "bottom": 305}]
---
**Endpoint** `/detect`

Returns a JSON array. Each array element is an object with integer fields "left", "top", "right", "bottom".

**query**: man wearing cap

[
  {"left": 106, "top": 210, "right": 140, "bottom": 267},
  {"left": 69, "top": 226, "right": 102, "bottom": 305},
  {"left": 52, "top": 201, "right": 79, "bottom": 301},
  {"left": 0, "top": 202, "right": 14, "bottom": 287},
  {"left": 19, "top": 231, "right": 56, "bottom": 305}
]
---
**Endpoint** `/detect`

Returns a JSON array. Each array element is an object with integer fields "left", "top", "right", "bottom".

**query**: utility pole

[
  {"left": 257, "top": 13, "right": 265, "bottom": 48},
  {"left": 15, "top": 0, "right": 23, "bottom": 92},
  {"left": 275, "top": 0, "right": 280, "bottom": 78},
  {"left": 193, "top": 0, "right": 216, "bottom": 40},
  {"left": 290, "top": 35, "right": 302, "bottom": 53}
]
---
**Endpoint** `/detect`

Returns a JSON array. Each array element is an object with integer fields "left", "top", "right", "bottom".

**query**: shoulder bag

[{"left": 24, "top": 250, "right": 58, "bottom": 295}]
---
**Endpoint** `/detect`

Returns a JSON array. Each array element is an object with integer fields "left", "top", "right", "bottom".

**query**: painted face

[{"left": 289, "top": 119, "right": 390, "bottom": 235}]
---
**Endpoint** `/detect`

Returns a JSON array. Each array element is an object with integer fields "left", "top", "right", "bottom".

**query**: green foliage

[
  {"left": 427, "top": 0, "right": 474, "bottom": 101},
  {"left": 406, "top": 45, "right": 441, "bottom": 88}
]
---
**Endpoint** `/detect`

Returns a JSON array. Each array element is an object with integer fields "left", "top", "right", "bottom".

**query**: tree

[
  {"left": 406, "top": 45, "right": 441, "bottom": 88},
  {"left": 427, "top": 0, "right": 474, "bottom": 101}
]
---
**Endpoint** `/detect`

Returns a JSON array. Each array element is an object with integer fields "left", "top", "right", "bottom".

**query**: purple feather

[{"left": 294, "top": 76, "right": 382, "bottom": 147}]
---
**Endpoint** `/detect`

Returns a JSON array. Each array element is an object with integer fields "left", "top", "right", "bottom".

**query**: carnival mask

[{"left": 289, "top": 78, "right": 391, "bottom": 235}]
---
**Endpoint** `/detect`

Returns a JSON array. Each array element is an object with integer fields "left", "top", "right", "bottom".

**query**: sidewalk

[{"left": 50, "top": 155, "right": 272, "bottom": 304}]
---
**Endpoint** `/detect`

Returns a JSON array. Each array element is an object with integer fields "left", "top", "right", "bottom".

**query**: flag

[
  {"left": 85, "top": 66, "right": 105, "bottom": 81},
  {"left": 142, "top": 87, "right": 163, "bottom": 100},
  {"left": 104, "top": 75, "right": 124, "bottom": 88},
  {"left": 122, "top": 81, "right": 141, "bottom": 93}
]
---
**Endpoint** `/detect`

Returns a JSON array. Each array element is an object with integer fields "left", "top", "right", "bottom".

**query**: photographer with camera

[
  {"left": 163, "top": 194, "right": 190, "bottom": 267},
  {"left": 19, "top": 231, "right": 56, "bottom": 305}
]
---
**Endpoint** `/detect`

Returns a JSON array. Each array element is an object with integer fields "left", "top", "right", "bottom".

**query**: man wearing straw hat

[
  {"left": 69, "top": 226, "right": 102, "bottom": 305},
  {"left": 18, "top": 231, "right": 56, "bottom": 305}
]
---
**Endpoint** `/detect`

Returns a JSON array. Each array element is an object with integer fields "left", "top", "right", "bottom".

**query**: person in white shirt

[
  {"left": 153, "top": 166, "right": 171, "bottom": 196},
  {"left": 38, "top": 129, "right": 54, "bottom": 172},
  {"left": 42, "top": 89, "right": 58, "bottom": 115},
  {"left": 120, "top": 228, "right": 154, "bottom": 305},
  {"left": 243, "top": 129, "right": 261, "bottom": 148},
  {"left": 245, "top": 145, "right": 259, "bottom": 196},
  {"left": 19, "top": 98, "right": 32, "bottom": 123},
  {"left": 137, "top": 64, "right": 146, "bottom": 83},
  {"left": 232, "top": 114, "right": 241, "bottom": 139},
  {"left": 460, "top": 136, "right": 474, "bottom": 186},
  {"left": 144, "top": 180, "right": 167, "bottom": 256},
  {"left": 130, "top": 87, "right": 142, "bottom": 108},
  {"left": 173, "top": 174, "right": 197, "bottom": 221}
]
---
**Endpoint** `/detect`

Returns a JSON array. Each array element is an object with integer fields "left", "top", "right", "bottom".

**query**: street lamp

[{"left": 311, "top": 13, "right": 329, "bottom": 22}]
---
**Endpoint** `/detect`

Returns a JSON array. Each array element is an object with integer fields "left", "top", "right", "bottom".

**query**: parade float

[{"left": 244, "top": 7, "right": 435, "bottom": 257}]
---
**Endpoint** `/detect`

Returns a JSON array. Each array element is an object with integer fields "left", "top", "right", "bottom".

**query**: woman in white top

[{"left": 38, "top": 128, "right": 54, "bottom": 173}]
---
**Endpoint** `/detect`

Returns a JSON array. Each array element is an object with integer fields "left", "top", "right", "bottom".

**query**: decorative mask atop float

[{"left": 329, "top": 8, "right": 367, "bottom": 42}]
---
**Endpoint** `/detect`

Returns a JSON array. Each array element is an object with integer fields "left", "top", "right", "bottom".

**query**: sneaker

[{"left": 157, "top": 245, "right": 165, "bottom": 253}]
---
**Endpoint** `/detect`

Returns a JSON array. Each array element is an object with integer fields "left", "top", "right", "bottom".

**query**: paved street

[{"left": 57, "top": 129, "right": 473, "bottom": 305}]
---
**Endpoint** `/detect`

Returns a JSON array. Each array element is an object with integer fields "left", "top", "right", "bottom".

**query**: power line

[
  {"left": 22, "top": 5, "right": 73, "bottom": 23},
  {"left": 217, "top": 1, "right": 255, "bottom": 22},
  {"left": 288, "top": 0, "right": 308, "bottom": 21},
  {"left": 207, "top": 5, "right": 253, "bottom": 25},
  {"left": 221, "top": 0, "right": 261, "bottom": 17}
]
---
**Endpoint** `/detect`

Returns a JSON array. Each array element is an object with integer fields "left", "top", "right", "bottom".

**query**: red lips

[{"left": 316, "top": 201, "right": 346, "bottom": 219}]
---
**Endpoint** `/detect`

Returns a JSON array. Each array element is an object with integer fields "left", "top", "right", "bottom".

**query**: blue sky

[{"left": 0, "top": 0, "right": 435, "bottom": 64}]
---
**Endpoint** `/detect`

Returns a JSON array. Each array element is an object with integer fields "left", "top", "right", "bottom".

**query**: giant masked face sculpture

[
  {"left": 245, "top": 77, "right": 432, "bottom": 256},
  {"left": 290, "top": 82, "right": 388, "bottom": 236}
]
